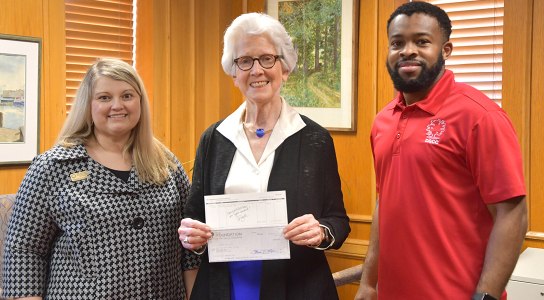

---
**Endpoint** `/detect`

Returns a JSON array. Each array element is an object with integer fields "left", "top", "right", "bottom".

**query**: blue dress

[{"left": 228, "top": 260, "right": 263, "bottom": 300}]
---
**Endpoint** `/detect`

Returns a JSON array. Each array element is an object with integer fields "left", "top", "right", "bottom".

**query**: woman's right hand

[{"left": 178, "top": 218, "right": 212, "bottom": 250}]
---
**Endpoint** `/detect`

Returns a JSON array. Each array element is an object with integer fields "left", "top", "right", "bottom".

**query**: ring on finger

[{"left": 183, "top": 236, "right": 190, "bottom": 244}]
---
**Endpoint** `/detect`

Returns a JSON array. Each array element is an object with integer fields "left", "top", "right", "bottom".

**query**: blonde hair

[{"left": 56, "top": 58, "right": 177, "bottom": 185}]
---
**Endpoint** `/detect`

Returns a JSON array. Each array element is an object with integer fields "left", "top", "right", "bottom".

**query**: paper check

[{"left": 205, "top": 191, "right": 290, "bottom": 262}]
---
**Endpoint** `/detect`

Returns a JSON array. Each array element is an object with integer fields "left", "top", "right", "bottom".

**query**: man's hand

[
  {"left": 354, "top": 283, "right": 378, "bottom": 300},
  {"left": 355, "top": 202, "right": 379, "bottom": 300}
]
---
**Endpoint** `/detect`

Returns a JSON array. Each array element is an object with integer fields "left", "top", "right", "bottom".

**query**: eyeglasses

[{"left": 234, "top": 54, "right": 283, "bottom": 71}]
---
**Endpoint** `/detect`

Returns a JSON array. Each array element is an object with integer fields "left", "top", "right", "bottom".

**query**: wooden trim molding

[
  {"left": 325, "top": 233, "right": 544, "bottom": 261},
  {"left": 347, "top": 214, "right": 373, "bottom": 223},
  {"left": 526, "top": 231, "right": 544, "bottom": 241},
  {"left": 326, "top": 238, "right": 368, "bottom": 260}
]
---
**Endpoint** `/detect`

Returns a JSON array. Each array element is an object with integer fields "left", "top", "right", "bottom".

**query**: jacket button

[{"left": 133, "top": 217, "right": 145, "bottom": 229}]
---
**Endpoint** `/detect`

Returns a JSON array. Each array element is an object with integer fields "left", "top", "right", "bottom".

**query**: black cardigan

[{"left": 185, "top": 115, "right": 350, "bottom": 300}]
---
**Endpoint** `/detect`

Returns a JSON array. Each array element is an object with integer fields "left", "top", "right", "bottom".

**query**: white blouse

[
  {"left": 217, "top": 98, "right": 306, "bottom": 195},
  {"left": 215, "top": 98, "right": 334, "bottom": 250}
]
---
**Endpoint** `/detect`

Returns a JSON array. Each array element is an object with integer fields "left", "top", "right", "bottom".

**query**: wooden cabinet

[{"left": 506, "top": 248, "right": 544, "bottom": 299}]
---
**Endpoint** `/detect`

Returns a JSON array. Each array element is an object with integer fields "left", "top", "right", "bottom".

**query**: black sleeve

[
  {"left": 316, "top": 132, "right": 351, "bottom": 250},
  {"left": 185, "top": 124, "right": 215, "bottom": 223}
]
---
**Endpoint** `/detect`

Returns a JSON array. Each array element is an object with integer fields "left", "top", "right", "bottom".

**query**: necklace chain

[
  {"left": 242, "top": 101, "right": 283, "bottom": 138},
  {"left": 242, "top": 122, "right": 273, "bottom": 138}
]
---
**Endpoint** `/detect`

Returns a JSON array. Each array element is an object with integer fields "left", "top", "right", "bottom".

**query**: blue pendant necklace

[
  {"left": 243, "top": 122, "right": 273, "bottom": 138},
  {"left": 243, "top": 101, "right": 282, "bottom": 138}
]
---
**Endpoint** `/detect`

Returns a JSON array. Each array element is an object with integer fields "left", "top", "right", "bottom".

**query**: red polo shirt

[{"left": 371, "top": 70, "right": 525, "bottom": 300}]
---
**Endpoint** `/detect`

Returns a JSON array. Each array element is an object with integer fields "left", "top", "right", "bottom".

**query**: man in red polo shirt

[{"left": 355, "top": 2, "right": 527, "bottom": 300}]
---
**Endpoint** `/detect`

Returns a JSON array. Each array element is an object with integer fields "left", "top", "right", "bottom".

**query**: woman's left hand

[{"left": 283, "top": 214, "right": 324, "bottom": 246}]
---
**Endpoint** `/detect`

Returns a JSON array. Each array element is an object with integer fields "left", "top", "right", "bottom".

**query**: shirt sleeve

[
  {"left": 370, "top": 129, "right": 380, "bottom": 194},
  {"left": 2, "top": 155, "right": 60, "bottom": 298},
  {"left": 465, "top": 110, "right": 526, "bottom": 204},
  {"left": 316, "top": 132, "right": 351, "bottom": 250}
]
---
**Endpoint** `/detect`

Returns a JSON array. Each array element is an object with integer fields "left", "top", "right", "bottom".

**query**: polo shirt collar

[{"left": 395, "top": 69, "right": 456, "bottom": 115}]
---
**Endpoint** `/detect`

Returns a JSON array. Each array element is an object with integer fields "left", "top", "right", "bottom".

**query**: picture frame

[
  {"left": 266, "top": 0, "right": 359, "bottom": 131},
  {"left": 0, "top": 34, "right": 41, "bottom": 165}
]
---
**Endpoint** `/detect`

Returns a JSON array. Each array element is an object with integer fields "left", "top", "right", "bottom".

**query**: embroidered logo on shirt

[{"left": 425, "top": 119, "right": 446, "bottom": 145}]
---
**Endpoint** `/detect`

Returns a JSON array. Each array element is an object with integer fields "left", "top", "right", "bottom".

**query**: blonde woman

[{"left": 2, "top": 58, "right": 199, "bottom": 300}]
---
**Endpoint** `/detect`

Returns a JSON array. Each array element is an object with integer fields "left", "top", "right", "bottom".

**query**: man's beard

[{"left": 386, "top": 54, "right": 445, "bottom": 93}]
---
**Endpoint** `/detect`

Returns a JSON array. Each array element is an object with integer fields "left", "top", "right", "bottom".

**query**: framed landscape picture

[
  {"left": 0, "top": 34, "right": 41, "bottom": 164},
  {"left": 266, "top": 0, "right": 359, "bottom": 131}
]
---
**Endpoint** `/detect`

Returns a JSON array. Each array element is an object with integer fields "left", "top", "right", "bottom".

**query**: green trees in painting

[{"left": 279, "top": 0, "right": 342, "bottom": 108}]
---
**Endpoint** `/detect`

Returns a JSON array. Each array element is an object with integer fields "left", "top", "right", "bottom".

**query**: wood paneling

[
  {"left": 42, "top": 0, "right": 67, "bottom": 152},
  {"left": 327, "top": 0, "right": 381, "bottom": 264},
  {"left": 247, "top": 0, "right": 264, "bottom": 13},
  {"left": 194, "top": 0, "right": 235, "bottom": 139},
  {"left": 142, "top": 0, "right": 243, "bottom": 172},
  {"left": 377, "top": 0, "right": 397, "bottom": 111},
  {"left": 529, "top": 0, "right": 544, "bottom": 240},
  {"left": 326, "top": 254, "right": 367, "bottom": 299},
  {"left": 502, "top": 0, "right": 544, "bottom": 251},
  {"left": 170, "top": 0, "right": 197, "bottom": 169},
  {"left": 0, "top": 0, "right": 66, "bottom": 195},
  {"left": 1, "top": 2, "right": 543, "bottom": 300},
  {"left": 135, "top": 0, "right": 154, "bottom": 110},
  {"left": 503, "top": 0, "right": 533, "bottom": 236},
  {"left": 152, "top": 0, "right": 171, "bottom": 147}
]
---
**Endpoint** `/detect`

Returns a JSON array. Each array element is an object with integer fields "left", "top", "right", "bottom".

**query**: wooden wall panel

[
  {"left": 326, "top": 0, "right": 381, "bottom": 268},
  {"left": 503, "top": 0, "right": 533, "bottom": 246},
  {"left": 0, "top": 0, "right": 65, "bottom": 195},
  {"left": 1, "top": 2, "right": 543, "bottom": 300},
  {"left": 195, "top": 0, "right": 218, "bottom": 136},
  {"left": 247, "top": 0, "right": 264, "bottom": 13},
  {"left": 148, "top": 0, "right": 243, "bottom": 171},
  {"left": 230, "top": 0, "right": 246, "bottom": 110},
  {"left": 42, "top": 0, "right": 67, "bottom": 151},
  {"left": 527, "top": 0, "right": 544, "bottom": 248},
  {"left": 152, "top": 0, "right": 171, "bottom": 147},
  {"left": 135, "top": 0, "right": 154, "bottom": 111},
  {"left": 377, "top": 0, "right": 397, "bottom": 111},
  {"left": 0, "top": 0, "right": 42, "bottom": 37},
  {"left": 327, "top": 254, "right": 367, "bottom": 299},
  {"left": 170, "top": 0, "right": 197, "bottom": 168}
]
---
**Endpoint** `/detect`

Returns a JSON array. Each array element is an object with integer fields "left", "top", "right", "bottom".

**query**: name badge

[{"left": 70, "top": 171, "right": 88, "bottom": 182}]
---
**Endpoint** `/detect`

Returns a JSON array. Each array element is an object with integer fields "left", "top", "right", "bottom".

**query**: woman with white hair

[
  {"left": 2, "top": 58, "right": 200, "bottom": 300},
  {"left": 178, "top": 13, "right": 350, "bottom": 300}
]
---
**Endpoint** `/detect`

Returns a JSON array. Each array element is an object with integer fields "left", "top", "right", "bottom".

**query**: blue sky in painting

[{"left": 0, "top": 54, "right": 25, "bottom": 91}]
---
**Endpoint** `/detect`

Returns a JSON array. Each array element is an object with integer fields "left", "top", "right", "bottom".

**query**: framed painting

[
  {"left": 266, "top": 0, "right": 359, "bottom": 131},
  {"left": 0, "top": 34, "right": 41, "bottom": 164}
]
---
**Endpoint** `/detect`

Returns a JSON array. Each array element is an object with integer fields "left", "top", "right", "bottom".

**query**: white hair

[{"left": 221, "top": 13, "right": 298, "bottom": 76}]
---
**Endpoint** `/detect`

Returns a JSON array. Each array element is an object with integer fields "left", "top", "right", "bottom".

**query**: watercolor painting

[
  {"left": 0, "top": 54, "right": 26, "bottom": 143},
  {"left": 0, "top": 34, "right": 41, "bottom": 164}
]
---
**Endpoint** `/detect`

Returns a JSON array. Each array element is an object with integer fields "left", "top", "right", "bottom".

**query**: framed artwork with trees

[{"left": 266, "top": 0, "right": 359, "bottom": 131}]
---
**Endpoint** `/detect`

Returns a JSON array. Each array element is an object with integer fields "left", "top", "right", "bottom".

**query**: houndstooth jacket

[{"left": 1, "top": 144, "right": 200, "bottom": 299}]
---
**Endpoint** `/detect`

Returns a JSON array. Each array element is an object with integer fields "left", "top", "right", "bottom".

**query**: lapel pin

[{"left": 70, "top": 170, "right": 89, "bottom": 182}]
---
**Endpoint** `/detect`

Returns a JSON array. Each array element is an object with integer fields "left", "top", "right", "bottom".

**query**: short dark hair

[{"left": 387, "top": 1, "right": 452, "bottom": 42}]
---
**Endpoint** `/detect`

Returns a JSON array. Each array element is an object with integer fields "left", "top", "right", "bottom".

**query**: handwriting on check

[
  {"left": 227, "top": 205, "right": 250, "bottom": 222},
  {"left": 251, "top": 249, "right": 277, "bottom": 254}
]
